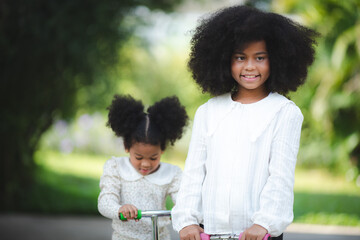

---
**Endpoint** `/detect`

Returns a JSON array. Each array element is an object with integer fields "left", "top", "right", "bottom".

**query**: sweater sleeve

[
  {"left": 252, "top": 103, "right": 303, "bottom": 237},
  {"left": 98, "top": 158, "right": 122, "bottom": 220},
  {"left": 171, "top": 104, "right": 207, "bottom": 232}
]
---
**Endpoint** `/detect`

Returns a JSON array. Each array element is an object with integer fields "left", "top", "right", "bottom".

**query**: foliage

[
  {"left": 3, "top": 0, "right": 360, "bottom": 217},
  {"left": 40, "top": 113, "right": 124, "bottom": 156},
  {"left": 0, "top": 0, "right": 184, "bottom": 210},
  {"left": 72, "top": 8, "right": 211, "bottom": 118},
  {"left": 39, "top": 10, "right": 212, "bottom": 157},
  {"left": 114, "top": 38, "right": 211, "bottom": 118},
  {"left": 39, "top": 0, "right": 360, "bottom": 177},
  {"left": 272, "top": 0, "right": 360, "bottom": 178}
]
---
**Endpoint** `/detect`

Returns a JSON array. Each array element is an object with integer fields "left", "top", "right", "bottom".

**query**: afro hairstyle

[
  {"left": 106, "top": 94, "right": 189, "bottom": 151},
  {"left": 188, "top": 5, "right": 320, "bottom": 96}
]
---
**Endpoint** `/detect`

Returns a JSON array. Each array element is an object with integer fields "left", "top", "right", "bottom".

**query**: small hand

[
  {"left": 240, "top": 224, "right": 268, "bottom": 240},
  {"left": 179, "top": 224, "right": 204, "bottom": 240},
  {"left": 119, "top": 204, "right": 139, "bottom": 221}
]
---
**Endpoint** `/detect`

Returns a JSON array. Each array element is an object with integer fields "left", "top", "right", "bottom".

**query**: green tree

[
  {"left": 273, "top": 0, "right": 360, "bottom": 173},
  {"left": 0, "top": 0, "right": 183, "bottom": 209}
]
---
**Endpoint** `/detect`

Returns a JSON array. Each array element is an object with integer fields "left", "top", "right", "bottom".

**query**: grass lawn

[
  {"left": 293, "top": 168, "right": 360, "bottom": 226},
  {"left": 29, "top": 150, "right": 360, "bottom": 226}
]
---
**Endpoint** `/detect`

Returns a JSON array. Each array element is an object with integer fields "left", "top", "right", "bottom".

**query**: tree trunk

[{"left": 0, "top": 135, "right": 36, "bottom": 210}]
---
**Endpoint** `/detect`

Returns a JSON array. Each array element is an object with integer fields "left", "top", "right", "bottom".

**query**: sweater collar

[
  {"left": 207, "top": 92, "right": 292, "bottom": 141},
  {"left": 112, "top": 156, "right": 179, "bottom": 185}
]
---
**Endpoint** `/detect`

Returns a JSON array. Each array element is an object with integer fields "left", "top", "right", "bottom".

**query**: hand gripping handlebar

[
  {"left": 119, "top": 210, "right": 171, "bottom": 240},
  {"left": 200, "top": 232, "right": 272, "bottom": 240}
]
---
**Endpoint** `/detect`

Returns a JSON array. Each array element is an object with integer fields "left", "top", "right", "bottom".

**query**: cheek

[
  {"left": 258, "top": 62, "right": 270, "bottom": 76},
  {"left": 132, "top": 159, "right": 140, "bottom": 167},
  {"left": 263, "top": 61, "right": 270, "bottom": 73},
  {"left": 264, "top": 67, "right": 270, "bottom": 78},
  {"left": 231, "top": 63, "right": 240, "bottom": 76},
  {"left": 153, "top": 160, "right": 161, "bottom": 168},
  {"left": 231, "top": 60, "right": 238, "bottom": 68}
]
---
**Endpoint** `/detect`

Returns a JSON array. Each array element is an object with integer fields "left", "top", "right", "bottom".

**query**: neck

[{"left": 232, "top": 89, "right": 270, "bottom": 104}]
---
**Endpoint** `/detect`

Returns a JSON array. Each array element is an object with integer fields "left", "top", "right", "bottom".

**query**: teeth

[{"left": 243, "top": 75, "right": 257, "bottom": 78}]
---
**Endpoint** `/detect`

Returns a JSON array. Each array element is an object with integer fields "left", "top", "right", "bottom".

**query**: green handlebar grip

[{"left": 119, "top": 210, "right": 142, "bottom": 220}]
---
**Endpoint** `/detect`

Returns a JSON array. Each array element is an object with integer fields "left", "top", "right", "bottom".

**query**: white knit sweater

[
  {"left": 98, "top": 156, "right": 182, "bottom": 240},
  {"left": 171, "top": 92, "right": 303, "bottom": 237}
]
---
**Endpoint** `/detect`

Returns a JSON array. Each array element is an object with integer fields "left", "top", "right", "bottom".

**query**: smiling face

[
  {"left": 126, "top": 142, "right": 163, "bottom": 176},
  {"left": 231, "top": 40, "right": 270, "bottom": 101}
]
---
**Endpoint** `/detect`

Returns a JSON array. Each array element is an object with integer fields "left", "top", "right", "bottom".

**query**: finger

[
  {"left": 120, "top": 211, "right": 128, "bottom": 221},
  {"left": 259, "top": 233, "right": 266, "bottom": 240},
  {"left": 240, "top": 232, "right": 245, "bottom": 240},
  {"left": 184, "top": 234, "right": 192, "bottom": 240},
  {"left": 121, "top": 209, "right": 127, "bottom": 218},
  {"left": 183, "top": 233, "right": 192, "bottom": 240},
  {"left": 131, "top": 208, "right": 138, "bottom": 219},
  {"left": 134, "top": 208, "right": 138, "bottom": 218},
  {"left": 125, "top": 209, "right": 131, "bottom": 219},
  {"left": 127, "top": 205, "right": 136, "bottom": 219},
  {"left": 128, "top": 206, "right": 135, "bottom": 218},
  {"left": 195, "top": 232, "right": 201, "bottom": 240},
  {"left": 194, "top": 230, "right": 200, "bottom": 240}
]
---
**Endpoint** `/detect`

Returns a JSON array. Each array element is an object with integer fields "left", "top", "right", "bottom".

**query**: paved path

[{"left": 1, "top": 214, "right": 360, "bottom": 240}]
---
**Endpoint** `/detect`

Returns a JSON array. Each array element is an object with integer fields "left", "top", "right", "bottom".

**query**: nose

[
  {"left": 141, "top": 160, "right": 151, "bottom": 168},
  {"left": 245, "top": 59, "right": 255, "bottom": 70}
]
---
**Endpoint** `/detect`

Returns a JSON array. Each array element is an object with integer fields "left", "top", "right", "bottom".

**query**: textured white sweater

[
  {"left": 171, "top": 92, "right": 303, "bottom": 237},
  {"left": 98, "top": 156, "right": 182, "bottom": 240}
]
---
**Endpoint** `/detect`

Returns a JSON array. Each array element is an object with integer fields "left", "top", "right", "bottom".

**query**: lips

[
  {"left": 240, "top": 74, "right": 260, "bottom": 81},
  {"left": 140, "top": 169, "right": 151, "bottom": 174}
]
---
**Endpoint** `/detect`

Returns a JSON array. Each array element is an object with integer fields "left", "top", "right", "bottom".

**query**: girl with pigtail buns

[{"left": 98, "top": 94, "right": 189, "bottom": 240}]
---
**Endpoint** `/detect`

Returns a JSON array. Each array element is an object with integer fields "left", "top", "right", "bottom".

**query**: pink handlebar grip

[
  {"left": 200, "top": 233, "right": 210, "bottom": 240},
  {"left": 200, "top": 232, "right": 271, "bottom": 240},
  {"left": 264, "top": 234, "right": 271, "bottom": 240}
]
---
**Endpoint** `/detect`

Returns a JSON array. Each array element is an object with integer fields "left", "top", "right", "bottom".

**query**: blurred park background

[{"left": 1, "top": 0, "right": 360, "bottom": 229}]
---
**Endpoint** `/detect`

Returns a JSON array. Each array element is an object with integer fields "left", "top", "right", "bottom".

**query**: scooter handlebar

[
  {"left": 200, "top": 232, "right": 271, "bottom": 240},
  {"left": 119, "top": 209, "right": 171, "bottom": 221}
]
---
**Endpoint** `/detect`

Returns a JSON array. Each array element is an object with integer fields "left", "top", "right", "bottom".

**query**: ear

[{"left": 124, "top": 143, "right": 129, "bottom": 153}]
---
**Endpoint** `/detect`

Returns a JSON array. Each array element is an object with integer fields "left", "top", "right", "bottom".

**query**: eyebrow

[
  {"left": 233, "top": 51, "right": 268, "bottom": 55},
  {"left": 135, "top": 153, "right": 159, "bottom": 157}
]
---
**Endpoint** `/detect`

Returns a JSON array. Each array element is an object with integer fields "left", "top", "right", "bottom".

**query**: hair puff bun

[
  {"left": 148, "top": 96, "right": 189, "bottom": 146},
  {"left": 106, "top": 95, "right": 145, "bottom": 137}
]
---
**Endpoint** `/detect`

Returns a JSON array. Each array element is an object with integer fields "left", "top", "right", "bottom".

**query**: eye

[
  {"left": 136, "top": 157, "right": 143, "bottom": 160},
  {"left": 256, "top": 56, "right": 267, "bottom": 61},
  {"left": 235, "top": 55, "right": 245, "bottom": 61},
  {"left": 150, "top": 158, "right": 157, "bottom": 161}
]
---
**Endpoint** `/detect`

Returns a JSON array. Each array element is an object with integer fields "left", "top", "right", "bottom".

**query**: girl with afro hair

[
  {"left": 98, "top": 94, "right": 189, "bottom": 240},
  {"left": 171, "top": 5, "right": 319, "bottom": 240}
]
